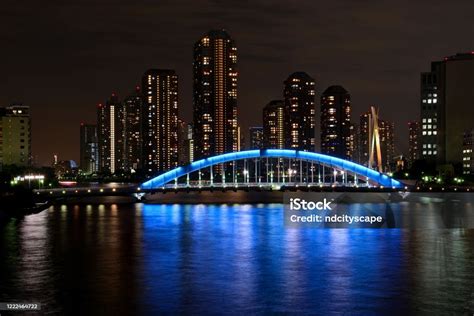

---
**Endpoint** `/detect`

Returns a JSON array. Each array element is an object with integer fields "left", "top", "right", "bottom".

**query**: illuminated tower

[
  {"left": 123, "top": 86, "right": 144, "bottom": 171},
  {"left": 320, "top": 85, "right": 352, "bottom": 159},
  {"left": 283, "top": 72, "right": 316, "bottom": 151},
  {"left": 379, "top": 118, "right": 395, "bottom": 172},
  {"left": 193, "top": 29, "right": 238, "bottom": 160},
  {"left": 142, "top": 69, "right": 179, "bottom": 175},
  {"left": 79, "top": 123, "right": 98, "bottom": 174},
  {"left": 97, "top": 94, "right": 124, "bottom": 174},
  {"left": 263, "top": 100, "right": 285, "bottom": 149}
]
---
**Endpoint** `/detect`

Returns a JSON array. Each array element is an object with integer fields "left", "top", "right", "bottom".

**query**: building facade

[
  {"left": 379, "top": 119, "right": 395, "bottom": 172},
  {"left": 283, "top": 72, "right": 316, "bottom": 151},
  {"left": 263, "top": 100, "right": 285, "bottom": 149},
  {"left": 349, "top": 123, "right": 356, "bottom": 161},
  {"left": 320, "top": 85, "right": 352, "bottom": 159},
  {"left": 358, "top": 112, "right": 371, "bottom": 167},
  {"left": 97, "top": 94, "right": 125, "bottom": 174},
  {"left": 462, "top": 129, "right": 474, "bottom": 175},
  {"left": 193, "top": 29, "right": 238, "bottom": 160},
  {"left": 420, "top": 53, "right": 474, "bottom": 166},
  {"left": 123, "top": 87, "right": 144, "bottom": 171},
  {"left": 142, "top": 69, "right": 179, "bottom": 175},
  {"left": 249, "top": 126, "right": 264, "bottom": 149},
  {"left": 408, "top": 121, "right": 420, "bottom": 165},
  {"left": 0, "top": 105, "right": 31, "bottom": 167},
  {"left": 79, "top": 123, "right": 98, "bottom": 174},
  {"left": 178, "top": 120, "right": 193, "bottom": 165}
]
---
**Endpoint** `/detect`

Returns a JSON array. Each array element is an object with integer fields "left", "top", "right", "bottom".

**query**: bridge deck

[{"left": 34, "top": 181, "right": 402, "bottom": 198}]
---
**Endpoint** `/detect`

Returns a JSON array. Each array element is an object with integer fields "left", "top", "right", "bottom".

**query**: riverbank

[{"left": 0, "top": 188, "right": 52, "bottom": 222}]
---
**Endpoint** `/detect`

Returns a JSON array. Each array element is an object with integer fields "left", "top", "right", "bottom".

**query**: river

[{"left": 1, "top": 201, "right": 474, "bottom": 314}]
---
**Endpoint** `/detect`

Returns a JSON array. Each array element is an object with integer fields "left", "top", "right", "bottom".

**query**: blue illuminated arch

[{"left": 140, "top": 149, "right": 403, "bottom": 189}]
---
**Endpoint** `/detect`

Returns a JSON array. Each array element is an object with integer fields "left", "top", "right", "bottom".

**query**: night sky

[{"left": 1, "top": 0, "right": 473, "bottom": 166}]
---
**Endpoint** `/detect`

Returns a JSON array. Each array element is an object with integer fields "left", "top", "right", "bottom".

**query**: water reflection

[{"left": 0, "top": 202, "right": 474, "bottom": 314}]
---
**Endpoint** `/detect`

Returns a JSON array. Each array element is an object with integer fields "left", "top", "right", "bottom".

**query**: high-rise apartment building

[
  {"left": 97, "top": 94, "right": 124, "bottom": 174},
  {"left": 420, "top": 53, "right": 474, "bottom": 165},
  {"left": 193, "top": 29, "right": 238, "bottom": 160},
  {"left": 379, "top": 119, "right": 395, "bottom": 171},
  {"left": 408, "top": 121, "right": 420, "bottom": 165},
  {"left": 320, "top": 85, "right": 352, "bottom": 159},
  {"left": 237, "top": 126, "right": 244, "bottom": 151},
  {"left": 358, "top": 112, "right": 374, "bottom": 168},
  {"left": 349, "top": 123, "right": 356, "bottom": 161},
  {"left": 263, "top": 100, "right": 285, "bottom": 149},
  {"left": 123, "top": 87, "right": 144, "bottom": 171},
  {"left": 283, "top": 72, "right": 316, "bottom": 151},
  {"left": 178, "top": 119, "right": 193, "bottom": 165},
  {"left": 249, "top": 127, "right": 264, "bottom": 149},
  {"left": 142, "top": 69, "right": 179, "bottom": 175},
  {"left": 0, "top": 105, "right": 31, "bottom": 167},
  {"left": 79, "top": 123, "right": 98, "bottom": 174},
  {"left": 462, "top": 129, "right": 474, "bottom": 175}
]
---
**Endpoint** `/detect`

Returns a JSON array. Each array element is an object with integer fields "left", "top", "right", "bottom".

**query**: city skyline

[
  {"left": 1, "top": 1, "right": 474, "bottom": 165},
  {"left": 3, "top": 3, "right": 474, "bottom": 315}
]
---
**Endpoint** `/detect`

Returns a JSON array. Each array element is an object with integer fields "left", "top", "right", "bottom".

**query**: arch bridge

[{"left": 140, "top": 149, "right": 402, "bottom": 190}]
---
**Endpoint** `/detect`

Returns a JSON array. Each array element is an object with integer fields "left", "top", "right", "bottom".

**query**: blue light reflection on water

[
  {"left": 3, "top": 201, "right": 473, "bottom": 314},
  {"left": 139, "top": 203, "right": 409, "bottom": 314}
]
